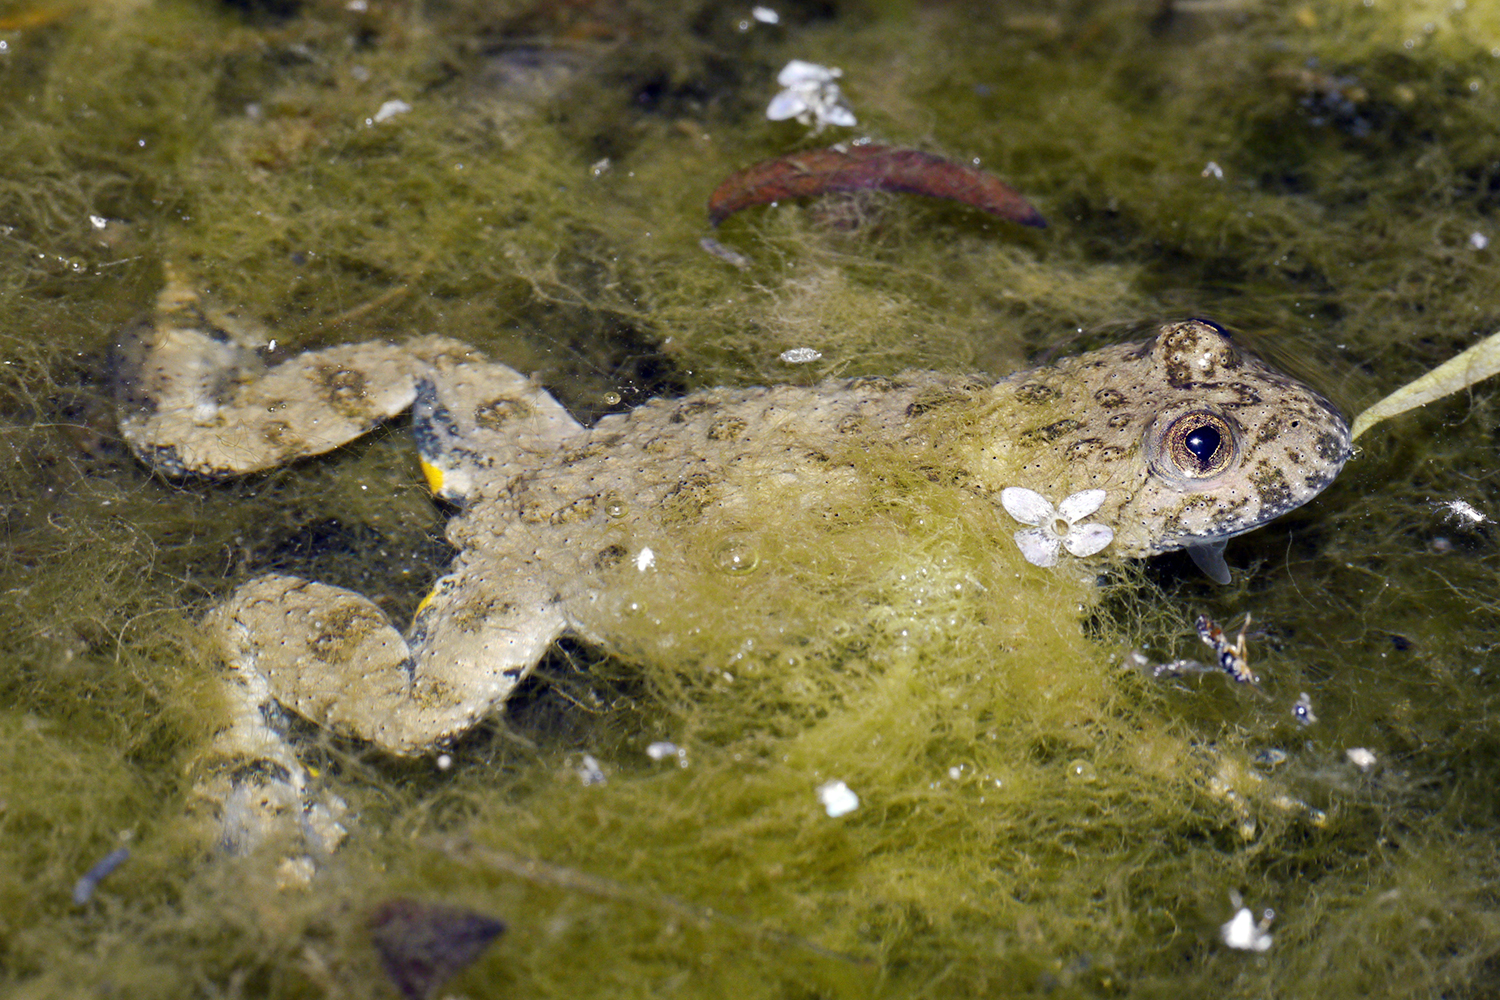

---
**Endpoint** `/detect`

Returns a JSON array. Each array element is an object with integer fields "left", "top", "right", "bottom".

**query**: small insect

[{"left": 1196, "top": 614, "right": 1258, "bottom": 685}]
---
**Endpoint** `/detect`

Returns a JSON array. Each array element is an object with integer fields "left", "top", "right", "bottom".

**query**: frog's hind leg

[
  {"left": 199, "top": 560, "right": 566, "bottom": 855},
  {"left": 114, "top": 274, "right": 479, "bottom": 477},
  {"left": 404, "top": 335, "right": 585, "bottom": 504}
]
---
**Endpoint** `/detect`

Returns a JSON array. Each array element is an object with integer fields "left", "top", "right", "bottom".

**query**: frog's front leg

[{"left": 201, "top": 559, "right": 566, "bottom": 851}]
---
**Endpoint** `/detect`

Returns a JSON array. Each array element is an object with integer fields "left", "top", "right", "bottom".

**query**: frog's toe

[
  {"left": 188, "top": 717, "right": 348, "bottom": 860},
  {"left": 209, "top": 769, "right": 346, "bottom": 859}
]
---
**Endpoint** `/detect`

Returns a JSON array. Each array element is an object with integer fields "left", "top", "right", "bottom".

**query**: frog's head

[
  {"left": 992, "top": 319, "right": 1351, "bottom": 582},
  {"left": 1112, "top": 319, "right": 1351, "bottom": 580}
]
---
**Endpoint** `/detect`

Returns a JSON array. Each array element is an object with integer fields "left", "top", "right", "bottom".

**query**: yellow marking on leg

[{"left": 420, "top": 458, "right": 445, "bottom": 496}]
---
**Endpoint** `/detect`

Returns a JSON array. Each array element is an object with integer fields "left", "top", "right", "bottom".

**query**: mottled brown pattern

[
  {"left": 1017, "top": 382, "right": 1062, "bottom": 404},
  {"left": 474, "top": 397, "right": 534, "bottom": 429},
  {"left": 707, "top": 416, "right": 748, "bottom": 441},
  {"left": 318, "top": 365, "right": 372, "bottom": 419},
  {"left": 670, "top": 399, "right": 717, "bottom": 423}
]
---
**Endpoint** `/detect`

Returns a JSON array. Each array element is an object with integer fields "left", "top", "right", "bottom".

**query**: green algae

[{"left": 7, "top": 0, "right": 1500, "bottom": 997}]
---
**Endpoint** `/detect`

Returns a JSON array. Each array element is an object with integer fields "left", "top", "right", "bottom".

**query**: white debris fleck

[
  {"left": 646, "top": 741, "right": 680, "bottom": 760},
  {"left": 275, "top": 855, "right": 317, "bottom": 891},
  {"left": 577, "top": 754, "right": 606, "bottom": 786},
  {"left": 636, "top": 546, "right": 656, "bottom": 572},
  {"left": 1472, "top": 231, "right": 1490, "bottom": 250},
  {"left": 752, "top": 6, "right": 780, "bottom": 23},
  {"left": 372, "top": 99, "right": 412, "bottom": 123},
  {"left": 1434, "top": 498, "right": 1488, "bottom": 525},
  {"left": 1346, "top": 747, "right": 1377, "bottom": 770},
  {"left": 700, "top": 236, "right": 753, "bottom": 269},
  {"left": 1221, "top": 899, "right": 1274, "bottom": 952},
  {"left": 766, "top": 60, "right": 856, "bottom": 131},
  {"left": 1202, "top": 161, "right": 1224, "bottom": 180},
  {"left": 1292, "top": 691, "right": 1318, "bottom": 726},
  {"left": 88, "top": 214, "right": 108, "bottom": 230},
  {"left": 435, "top": 753, "right": 452, "bottom": 771},
  {"left": 590, "top": 157, "right": 611, "bottom": 177},
  {"left": 779, "top": 347, "right": 822, "bottom": 364},
  {"left": 817, "top": 779, "right": 860, "bottom": 817},
  {"left": 346, "top": 0, "right": 368, "bottom": 10}
]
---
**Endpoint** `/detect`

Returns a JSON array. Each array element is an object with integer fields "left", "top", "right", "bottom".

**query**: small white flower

[
  {"left": 1000, "top": 487, "right": 1114, "bottom": 567},
  {"left": 766, "top": 60, "right": 856, "bottom": 131}
]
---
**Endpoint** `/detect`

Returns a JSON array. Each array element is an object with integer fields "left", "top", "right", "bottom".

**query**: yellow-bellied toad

[{"left": 115, "top": 278, "right": 1351, "bottom": 850}]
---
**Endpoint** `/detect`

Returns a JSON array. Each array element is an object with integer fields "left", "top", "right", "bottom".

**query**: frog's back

[
  {"left": 459, "top": 371, "right": 985, "bottom": 552},
  {"left": 458, "top": 319, "right": 1349, "bottom": 587}
]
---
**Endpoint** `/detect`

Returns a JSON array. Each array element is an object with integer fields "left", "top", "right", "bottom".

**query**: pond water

[{"left": 3, "top": 1, "right": 1500, "bottom": 997}]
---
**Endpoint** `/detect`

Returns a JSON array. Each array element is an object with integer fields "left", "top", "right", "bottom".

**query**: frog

[{"left": 115, "top": 275, "right": 1352, "bottom": 855}]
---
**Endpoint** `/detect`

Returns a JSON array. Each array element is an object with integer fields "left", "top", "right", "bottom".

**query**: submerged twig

[{"left": 428, "top": 836, "right": 874, "bottom": 970}]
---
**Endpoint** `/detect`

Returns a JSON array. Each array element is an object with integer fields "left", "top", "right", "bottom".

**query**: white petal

[
  {"left": 778, "top": 60, "right": 838, "bottom": 86},
  {"left": 372, "top": 99, "right": 411, "bottom": 123},
  {"left": 1014, "top": 528, "right": 1061, "bottom": 567},
  {"left": 1221, "top": 908, "right": 1256, "bottom": 949},
  {"left": 1057, "top": 488, "right": 1106, "bottom": 523},
  {"left": 1001, "top": 487, "right": 1055, "bottom": 526},
  {"left": 766, "top": 90, "right": 808, "bottom": 121},
  {"left": 819, "top": 103, "right": 857, "bottom": 127},
  {"left": 1063, "top": 523, "right": 1114, "bottom": 558}
]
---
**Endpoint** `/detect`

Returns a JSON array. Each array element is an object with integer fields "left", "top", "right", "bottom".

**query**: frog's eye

[{"left": 1161, "top": 411, "right": 1236, "bottom": 478}]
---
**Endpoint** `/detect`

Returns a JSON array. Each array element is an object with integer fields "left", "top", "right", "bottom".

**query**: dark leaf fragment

[
  {"left": 369, "top": 898, "right": 506, "bottom": 1000},
  {"left": 708, "top": 145, "right": 1046, "bottom": 227}
]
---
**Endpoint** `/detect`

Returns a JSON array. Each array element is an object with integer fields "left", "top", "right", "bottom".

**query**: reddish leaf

[{"left": 708, "top": 145, "right": 1045, "bottom": 227}]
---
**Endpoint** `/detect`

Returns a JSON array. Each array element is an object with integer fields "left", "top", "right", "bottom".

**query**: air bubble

[
  {"left": 1066, "top": 759, "right": 1098, "bottom": 783},
  {"left": 711, "top": 535, "right": 760, "bottom": 575}
]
